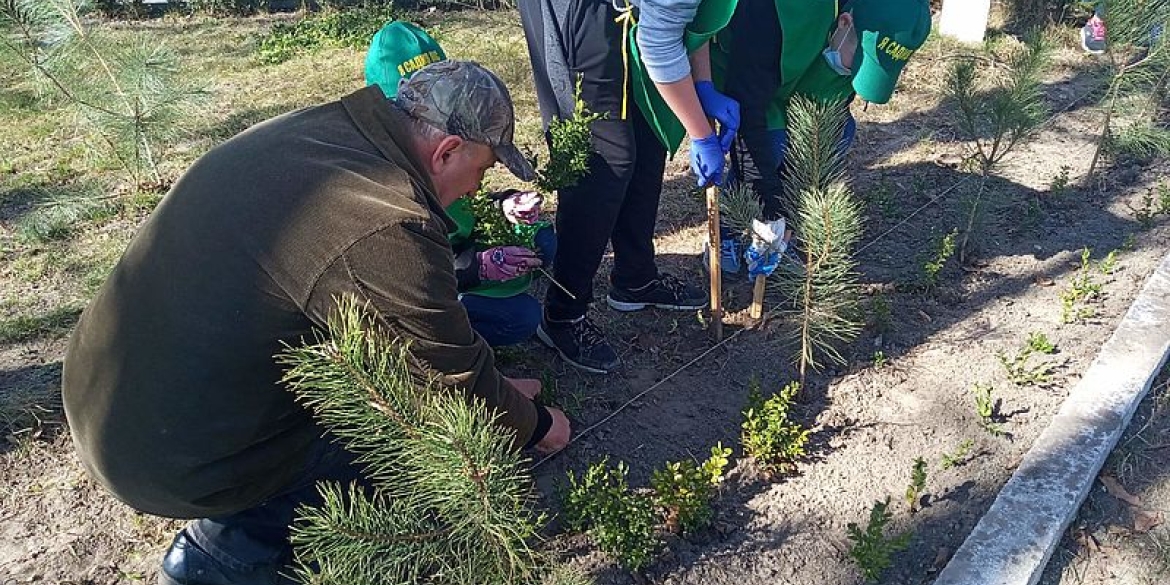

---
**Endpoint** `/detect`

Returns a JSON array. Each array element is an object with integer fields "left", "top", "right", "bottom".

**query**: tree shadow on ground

[{"left": 199, "top": 103, "right": 305, "bottom": 142}]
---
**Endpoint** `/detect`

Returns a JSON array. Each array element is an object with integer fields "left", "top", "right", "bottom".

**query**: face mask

[{"left": 822, "top": 21, "right": 853, "bottom": 76}]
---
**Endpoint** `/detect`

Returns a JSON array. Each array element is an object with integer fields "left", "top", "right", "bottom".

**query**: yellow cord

[{"left": 614, "top": 0, "right": 635, "bottom": 121}]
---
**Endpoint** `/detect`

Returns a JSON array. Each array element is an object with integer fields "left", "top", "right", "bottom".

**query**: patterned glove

[
  {"left": 501, "top": 190, "right": 543, "bottom": 225},
  {"left": 478, "top": 246, "right": 542, "bottom": 281}
]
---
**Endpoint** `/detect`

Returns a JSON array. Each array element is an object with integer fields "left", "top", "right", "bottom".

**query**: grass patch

[{"left": 0, "top": 305, "right": 84, "bottom": 344}]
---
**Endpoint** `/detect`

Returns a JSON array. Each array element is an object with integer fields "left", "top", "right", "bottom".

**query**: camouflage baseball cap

[{"left": 396, "top": 60, "right": 535, "bottom": 182}]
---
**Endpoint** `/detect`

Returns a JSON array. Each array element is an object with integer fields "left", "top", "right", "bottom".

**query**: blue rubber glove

[
  {"left": 690, "top": 134, "right": 725, "bottom": 187},
  {"left": 695, "top": 80, "right": 740, "bottom": 152}
]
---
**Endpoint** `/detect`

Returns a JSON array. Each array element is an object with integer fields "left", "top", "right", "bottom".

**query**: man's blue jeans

[{"left": 461, "top": 226, "right": 556, "bottom": 346}]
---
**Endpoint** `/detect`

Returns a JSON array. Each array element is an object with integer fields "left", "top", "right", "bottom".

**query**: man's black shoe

[
  {"left": 606, "top": 273, "right": 707, "bottom": 312},
  {"left": 158, "top": 530, "right": 294, "bottom": 585},
  {"left": 537, "top": 315, "right": 620, "bottom": 374}
]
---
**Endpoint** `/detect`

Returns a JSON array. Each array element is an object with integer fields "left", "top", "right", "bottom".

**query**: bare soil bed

[{"left": 3, "top": 12, "right": 1170, "bottom": 585}]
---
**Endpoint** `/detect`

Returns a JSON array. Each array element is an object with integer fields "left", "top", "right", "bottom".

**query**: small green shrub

[
  {"left": 562, "top": 459, "right": 660, "bottom": 571},
  {"left": 905, "top": 457, "right": 927, "bottom": 513},
  {"left": 872, "top": 351, "right": 887, "bottom": 369},
  {"left": 921, "top": 228, "right": 957, "bottom": 289},
  {"left": 1026, "top": 331, "right": 1056, "bottom": 354},
  {"left": 740, "top": 380, "right": 810, "bottom": 478},
  {"left": 940, "top": 439, "right": 975, "bottom": 470},
  {"left": 973, "top": 383, "right": 1003, "bottom": 437},
  {"left": 997, "top": 346, "right": 1055, "bottom": 387},
  {"left": 257, "top": 5, "right": 399, "bottom": 65},
  {"left": 847, "top": 498, "right": 912, "bottom": 583},
  {"left": 529, "top": 79, "right": 603, "bottom": 194},
  {"left": 1060, "top": 248, "right": 1104, "bottom": 324},
  {"left": 650, "top": 444, "right": 731, "bottom": 534}
]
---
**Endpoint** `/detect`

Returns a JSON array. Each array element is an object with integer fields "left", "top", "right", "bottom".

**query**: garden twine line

[{"left": 531, "top": 327, "right": 747, "bottom": 469}]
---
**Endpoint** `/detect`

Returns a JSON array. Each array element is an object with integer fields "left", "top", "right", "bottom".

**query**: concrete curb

[{"left": 933, "top": 251, "right": 1170, "bottom": 585}]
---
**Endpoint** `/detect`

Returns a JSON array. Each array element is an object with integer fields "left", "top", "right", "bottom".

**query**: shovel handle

[
  {"left": 749, "top": 274, "right": 766, "bottom": 320},
  {"left": 706, "top": 185, "right": 723, "bottom": 341}
]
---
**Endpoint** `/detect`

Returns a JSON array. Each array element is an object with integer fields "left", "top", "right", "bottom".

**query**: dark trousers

[
  {"left": 184, "top": 436, "right": 368, "bottom": 578},
  {"left": 520, "top": 0, "right": 667, "bottom": 321}
]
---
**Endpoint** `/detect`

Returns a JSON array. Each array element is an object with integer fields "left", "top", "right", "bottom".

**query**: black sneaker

[
  {"left": 606, "top": 273, "right": 708, "bottom": 312},
  {"left": 537, "top": 315, "right": 620, "bottom": 374}
]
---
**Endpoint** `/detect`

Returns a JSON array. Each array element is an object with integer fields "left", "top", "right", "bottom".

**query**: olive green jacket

[{"left": 61, "top": 85, "right": 539, "bottom": 519}]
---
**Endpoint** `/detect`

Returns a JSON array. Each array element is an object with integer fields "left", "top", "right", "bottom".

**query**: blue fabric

[
  {"left": 633, "top": 0, "right": 704, "bottom": 83},
  {"left": 462, "top": 293, "right": 543, "bottom": 346},
  {"left": 183, "top": 436, "right": 369, "bottom": 576}
]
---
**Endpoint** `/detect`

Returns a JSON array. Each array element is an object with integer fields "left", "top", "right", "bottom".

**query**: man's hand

[
  {"left": 478, "top": 246, "right": 541, "bottom": 281},
  {"left": 506, "top": 377, "right": 542, "bottom": 400},
  {"left": 690, "top": 134, "right": 726, "bottom": 187},
  {"left": 535, "top": 407, "right": 571, "bottom": 454},
  {"left": 501, "top": 191, "right": 543, "bottom": 225},
  {"left": 695, "top": 80, "right": 740, "bottom": 152}
]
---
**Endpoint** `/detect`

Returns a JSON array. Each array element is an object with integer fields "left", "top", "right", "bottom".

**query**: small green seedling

[
  {"left": 847, "top": 498, "right": 913, "bottom": 583},
  {"left": 921, "top": 229, "right": 958, "bottom": 289},
  {"left": 872, "top": 351, "right": 887, "bottom": 369},
  {"left": 973, "top": 383, "right": 1003, "bottom": 437},
  {"left": 1049, "top": 165, "right": 1071, "bottom": 197},
  {"left": 1099, "top": 249, "right": 1119, "bottom": 275},
  {"left": 997, "top": 347, "right": 1055, "bottom": 387},
  {"left": 905, "top": 457, "right": 927, "bottom": 513},
  {"left": 562, "top": 459, "right": 660, "bottom": 571},
  {"left": 741, "top": 380, "right": 810, "bottom": 478},
  {"left": 650, "top": 444, "right": 732, "bottom": 534},
  {"left": 1025, "top": 331, "right": 1056, "bottom": 355},
  {"left": 940, "top": 439, "right": 975, "bottom": 470},
  {"left": 1060, "top": 248, "right": 1104, "bottom": 324}
]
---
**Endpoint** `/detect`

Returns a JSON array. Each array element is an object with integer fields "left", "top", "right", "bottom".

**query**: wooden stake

[
  {"left": 749, "top": 274, "right": 766, "bottom": 320},
  {"left": 706, "top": 185, "right": 723, "bottom": 341}
]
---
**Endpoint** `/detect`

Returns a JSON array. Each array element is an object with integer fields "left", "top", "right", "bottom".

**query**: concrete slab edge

[{"left": 932, "top": 250, "right": 1170, "bottom": 585}]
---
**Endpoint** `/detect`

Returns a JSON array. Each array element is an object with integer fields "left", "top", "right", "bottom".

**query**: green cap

[
  {"left": 364, "top": 21, "right": 447, "bottom": 99},
  {"left": 397, "top": 60, "right": 536, "bottom": 182},
  {"left": 850, "top": 0, "right": 932, "bottom": 104}
]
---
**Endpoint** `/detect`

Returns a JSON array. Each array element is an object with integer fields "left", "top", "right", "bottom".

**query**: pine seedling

[
  {"left": 278, "top": 296, "right": 564, "bottom": 584},
  {"left": 650, "top": 444, "right": 732, "bottom": 535},
  {"left": 561, "top": 459, "right": 660, "bottom": 571},
  {"left": 767, "top": 97, "right": 864, "bottom": 382},
  {"left": 1061, "top": 248, "right": 1104, "bottom": 324},
  {"left": 973, "top": 383, "right": 1003, "bottom": 437},
  {"left": 905, "top": 457, "right": 928, "bottom": 513},
  {"left": 847, "top": 498, "right": 912, "bottom": 583},
  {"left": 940, "top": 439, "right": 975, "bottom": 470},
  {"left": 943, "top": 35, "right": 1049, "bottom": 262},
  {"left": 1086, "top": 0, "right": 1170, "bottom": 179},
  {"left": 740, "top": 380, "right": 810, "bottom": 478},
  {"left": 0, "top": 0, "right": 206, "bottom": 189},
  {"left": 719, "top": 181, "right": 765, "bottom": 245}
]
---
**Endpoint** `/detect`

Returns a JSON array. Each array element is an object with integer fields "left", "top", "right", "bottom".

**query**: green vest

[
  {"left": 627, "top": 0, "right": 739, "bottom": 156},
  {"left": 447, "top": 198, "right": 548, "bottom": 299},
  {"left": 711, "top": 0, "right": 853, "bottom": 131}
]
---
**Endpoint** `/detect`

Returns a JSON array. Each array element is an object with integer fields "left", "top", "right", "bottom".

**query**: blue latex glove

[
  {"left": 695, "top": 80, "right": 740, "bottom": 152},
  {"left": 690, "top": 134, "right": 725, "bottom": 187}
]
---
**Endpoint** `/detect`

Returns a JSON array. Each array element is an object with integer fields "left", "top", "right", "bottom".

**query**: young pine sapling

[
  {"left": 944, "top": 35, "right": 1049, "bottom": 262},
  {"left": 278, "top": 296, "right": 584, "bottom": 584}
]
